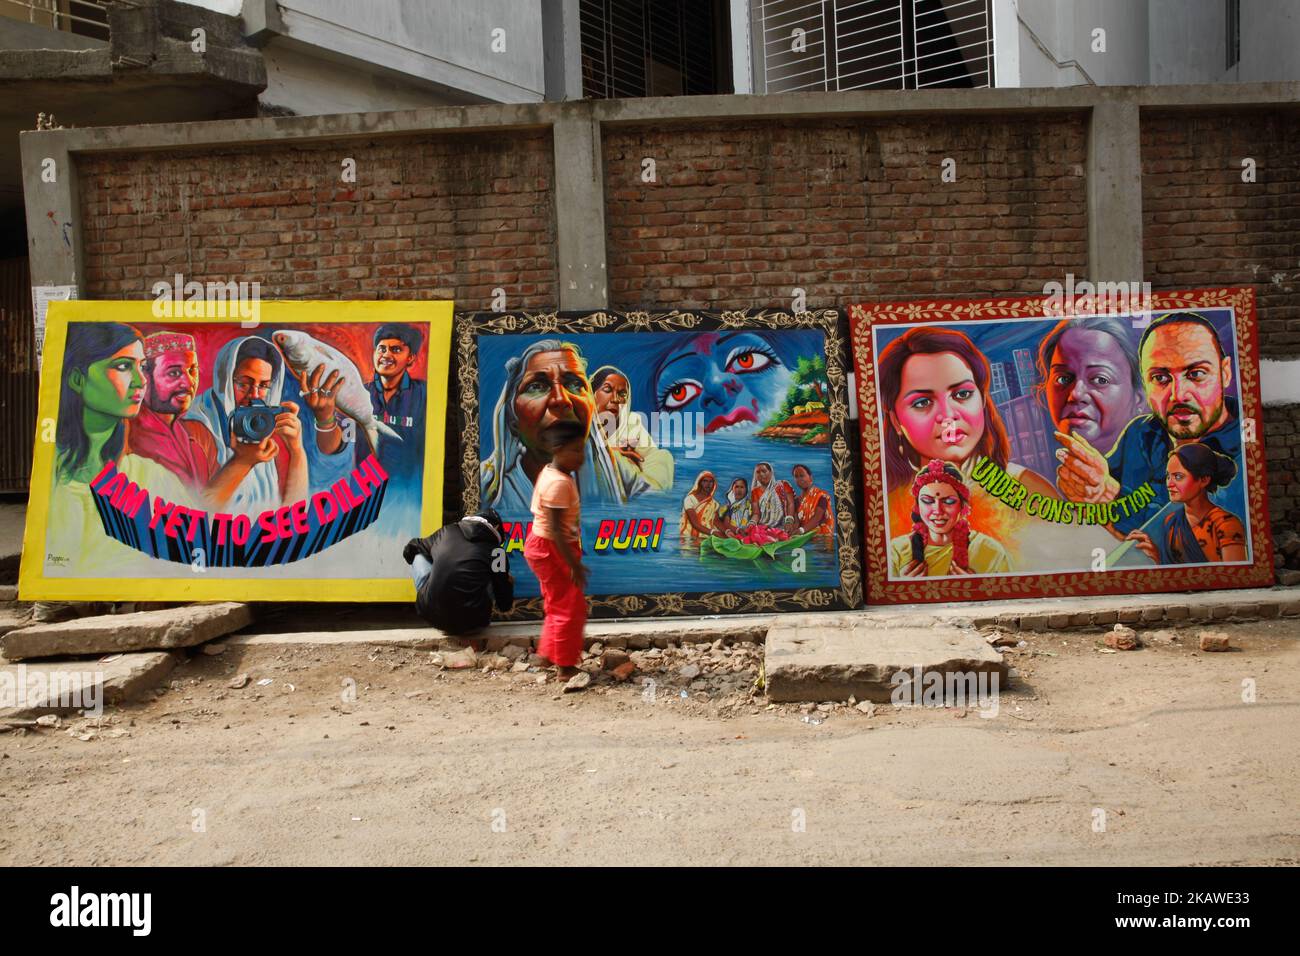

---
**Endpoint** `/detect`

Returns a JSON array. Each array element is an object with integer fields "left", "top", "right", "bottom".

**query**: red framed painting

[{"left": 849, "top": 288, "right": 1274, "bottom": 604}]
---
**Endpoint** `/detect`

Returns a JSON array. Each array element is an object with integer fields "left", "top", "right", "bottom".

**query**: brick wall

[
  {"left": 78, "top": 130, "right": 557, "bottom": 522},
  {"left": 1142, "top": 109, "right": 1300, "bottom": 563},
  {"left": 1142, "top": 109, "right": 1300, "bottom": 359},
  {"left": 78, "top": 131, "right": 557, "bottom": 308},
  {"left": 602, "top": 115, "right": 1090, "bottom": 310}
]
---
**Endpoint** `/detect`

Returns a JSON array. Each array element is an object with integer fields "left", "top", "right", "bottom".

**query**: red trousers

[{"left": 524, "top": 535, "right": 587, "bottom": 667}]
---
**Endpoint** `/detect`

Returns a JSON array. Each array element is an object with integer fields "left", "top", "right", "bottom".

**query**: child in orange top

[{"left": 523, "top": 420, "right": 589, "bottom": 680}]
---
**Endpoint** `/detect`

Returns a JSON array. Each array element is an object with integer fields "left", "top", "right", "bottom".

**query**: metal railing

[
  {"left": 580, "top": 0, "right": 720, "bottom": 99},
  {"left": 758, "top": 0, "right": 993, "bottom": 93},
  {"left": 3, "top": 0, "right": 109, "bottom": 40}
]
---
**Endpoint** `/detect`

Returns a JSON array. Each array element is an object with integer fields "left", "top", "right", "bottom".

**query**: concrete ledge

[
  {"left": 226, "top": 613, "right": 774, "bottom": 652},
  {"left": 1, "top": 602, "right": 251, "bottom": 661},
  {"left": 946, "top": 587, "right": 1300, "bottom": 632},
  {"left": 20, "top": 82, "right": 1299, "bottom": 157},
  {"left": 765, "top": 618, "right": 1005, "bottom": 704},
  {"left": 0, "top": 651, "right": 178, "bottom": 719}
]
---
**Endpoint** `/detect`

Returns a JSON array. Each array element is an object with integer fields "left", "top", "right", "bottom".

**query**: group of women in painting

[{"left": 679, "top": 461, "right": 834, "bottom": 541}]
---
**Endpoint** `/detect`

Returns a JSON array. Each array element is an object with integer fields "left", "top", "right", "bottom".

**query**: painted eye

[
  {"left": 727, "top": 350, "right": 771, "bottom": 374},
  {"left": 954, "top": 388, "right": 975, "bottom": 401},
  {"left": 1089, "top": 375, "right": 1110, "bottom": 386},
  {"left": 661, "top": 381, "right": 701, "bottom": 410},
  {"left": 1054, "top": 374, "right": 1073, "bottom": 387},
  {"left": 910, "top": 397, "right": 933, "bottom": 411}
]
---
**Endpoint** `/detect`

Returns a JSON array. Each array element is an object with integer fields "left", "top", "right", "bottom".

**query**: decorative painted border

[
  {"left": 19, "top": 300, "right": 454, "bottom": 602},
  {"left": 456, "top": 308, "right": 863, "bottom": 619},
  {"left": 848, "top": 288, "right": 1275, "bottom": 604}
]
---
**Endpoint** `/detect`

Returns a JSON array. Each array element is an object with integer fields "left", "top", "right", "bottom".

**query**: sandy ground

[{"left": 1, "top": 617, "right": 1297, "bottom": 866}]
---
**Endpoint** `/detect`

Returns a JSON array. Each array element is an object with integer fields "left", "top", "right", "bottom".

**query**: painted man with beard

[
  {"left": 127, "top": 331, "right": 218, "bottom": 492},
  {"left": 1055, "top": 312, "right": 1244, "bottom": 537}
]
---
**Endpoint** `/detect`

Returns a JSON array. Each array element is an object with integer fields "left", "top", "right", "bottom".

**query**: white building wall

[
  {"left": 181, "top": 0, "right": 547, "bottom": 113},
  {"left": 1236, "top": 0, "right": 1300, "bottom": 82},
  {"left": 1012, "top": 0, "right": 1149, "bottom": 86}
]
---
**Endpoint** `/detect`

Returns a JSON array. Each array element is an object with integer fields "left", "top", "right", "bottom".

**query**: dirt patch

[{"left": 1, "top": 619, "right": 1297, "bottom": 865}]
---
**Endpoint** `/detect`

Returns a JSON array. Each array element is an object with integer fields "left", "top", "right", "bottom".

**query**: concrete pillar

[
  {"left": 1086, "top": 97, "right": 1144, "bottom": 284},
  {"left": 552, "top": 105, "right": 608, "bottom": 310},
  {"left": 541, "top": 0, "right": 583, "bottom": 101},
  {"left": 20, "top": 131, "right": 83, "bottom": 290}
]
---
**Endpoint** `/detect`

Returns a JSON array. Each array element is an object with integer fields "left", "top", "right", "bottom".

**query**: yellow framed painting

[{"left": 19, "top": 300, "right": 453, "bottom": 602}]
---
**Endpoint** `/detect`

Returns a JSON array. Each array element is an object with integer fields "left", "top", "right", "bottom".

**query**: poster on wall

[
  {"left": 459, "top": 309, "right": 862, "bottom": 618},
  {"left": 20, "top": 300, "right": 453, "bottom": 602},
  {"left": 849, "top": 288, "right": 1274, "bottom": 604}
]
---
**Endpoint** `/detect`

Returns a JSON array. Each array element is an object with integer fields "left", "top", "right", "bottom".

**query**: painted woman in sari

[
  {"left": 888, "top": 460, "right": 1012, "bottom": 577},
  {"left": 791, "top": 464, "right": 833, "bottom": 536},
  {"left": 591, "top": 365, "right": 674, "bottom": 491},
  {"left": 481, "top": 339, "right": 651, "bottom": 510},
  {"left": 47, "top": 322, "right": 193, "bottom": 574},
  {"left": 1126, "top": 443, "right": 1246, "bottom": 565},
  {"left": 680, "top": 470, "right": 720, "bottom": 538},
  {"left": 718, "top": 477, "right": 753, "bottom": 537},
  {"left": 750, "top": 461, "right": 795, "bottom": 528}
]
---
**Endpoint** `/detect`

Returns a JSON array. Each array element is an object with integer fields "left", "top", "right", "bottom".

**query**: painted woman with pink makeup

[
  {"left": 880, "top": 327, "right": 1053, "bottom": 493},
  {"left": 887, "top": 460, "right": 1011, "bottom": 577},
  {"left": 878, "top": 327, "right": 1054, "bottom": 556}
]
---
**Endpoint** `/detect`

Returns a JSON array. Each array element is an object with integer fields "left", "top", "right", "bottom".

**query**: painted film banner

[
  {"left": 20, "top": 300, "right": 453, "bottom": 602},
  {"left": 459, "top": 309, "right": 863, "bottom": 618},
  {"left": 849, "top": 288, "right": 1274, "bottom": 604}
]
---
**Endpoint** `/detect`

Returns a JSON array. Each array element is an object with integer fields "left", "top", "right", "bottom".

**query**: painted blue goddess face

[{"left": 652, "top": 331, "right": 789, "bottom": 433}]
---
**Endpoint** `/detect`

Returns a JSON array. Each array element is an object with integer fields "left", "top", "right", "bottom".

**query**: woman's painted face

[
  {"left": 1048, "top": 328, "right": 1142, "bottom": 453},
  {"left": 654, "top": 331, "right": 785, "bottom": 433},
  {"left": 78, "top": 341, "right": 145, "bottom": 419},
  {"left": 755, "top": 462, "right": 772, "bottom": 485},
  {"left": 729, "top": 479, "right": 747, "bottom": 500},
  {"left": 594, "top": 374, "right": 629, "bottom": 416},
  {"left": 892, "top": 351, "right": 985, "bottom": 465},
  {"left": 793, "top": 466, "right": 812, "bottom": 490},
  {"left": 916, "top": 480, "right": 963, "bottom": 537},
  {"left": 699, "top": 475, "right": 715, "bottom": 495},
  {"left": 1166, "top": 454, "right": 1208, "bottom": 503},
  {"left": 512, "top": 349, "right": 593, "bottom": 455}
]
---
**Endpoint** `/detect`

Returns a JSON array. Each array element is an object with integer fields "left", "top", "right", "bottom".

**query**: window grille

[
  {"left": 580, "top": 0, "right": 721, "bottom": 99},
  {"left": 757, "top": 0, "right": 993, "bottom": 93}
]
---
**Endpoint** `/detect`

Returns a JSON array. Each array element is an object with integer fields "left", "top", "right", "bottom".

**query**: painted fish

[{"left": 271, "top": 329, "right": 401, "bottom": 454}]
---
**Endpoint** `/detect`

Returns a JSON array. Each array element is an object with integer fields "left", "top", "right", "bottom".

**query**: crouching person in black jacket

[{"left": 402, "top": 509, "right": 513, "bottom": 634}]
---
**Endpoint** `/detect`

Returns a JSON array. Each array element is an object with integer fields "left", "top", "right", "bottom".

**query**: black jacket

[{"left": 404, "top": 519, "right": 512, "bottom": 633}]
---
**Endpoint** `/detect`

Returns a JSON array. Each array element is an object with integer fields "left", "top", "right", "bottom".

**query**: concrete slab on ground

[
  {"left": 2, "top": 602, "right": 252, "bottom": 661},
  {"left": 0, "top": 499, "right": 24, "bottom": 586},
  {"left": 0, "top": 651, "right": 178, "bottom": 720},
  {"left": 764, "top": 615, "right": 1006, "bottom": 703},
  {"left": 0, "top": 606, "right": 27, "bottom": 638}
]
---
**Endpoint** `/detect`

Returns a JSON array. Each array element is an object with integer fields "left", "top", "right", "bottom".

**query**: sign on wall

[
  {"left": 20, "top": 300, "right": 453, "bottom": 601},
  {"left": 459, "top": 309, "right": 862, "bottom": 617},
  {"left": 849, "top": 288, "right": 1274, "bottom": 604}
]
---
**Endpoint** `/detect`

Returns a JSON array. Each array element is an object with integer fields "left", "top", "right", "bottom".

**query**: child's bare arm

[{"left": 548, "top": 507, "right": 588, "bottom": 586}]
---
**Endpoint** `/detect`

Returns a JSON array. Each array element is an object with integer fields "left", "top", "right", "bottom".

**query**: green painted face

[{"left": 74, "top": 340, "right": 146, "bottom": 420}]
